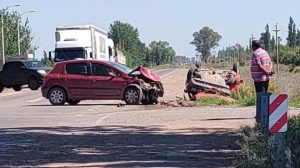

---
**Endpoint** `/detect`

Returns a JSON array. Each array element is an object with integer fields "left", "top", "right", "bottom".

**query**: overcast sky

[{"left": 2, "top": 0, "right": 300, "bottom": 59}]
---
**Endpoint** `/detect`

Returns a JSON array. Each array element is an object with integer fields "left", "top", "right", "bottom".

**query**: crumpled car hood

[{"left": 129, "top": 66, "right": 161, "bottom": 82}]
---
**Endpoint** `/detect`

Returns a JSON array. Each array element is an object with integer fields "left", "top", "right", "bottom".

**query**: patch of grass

[
  {"left": 289, "top": 87, "right": 300, "bottom": 108},
  {"left": 196, "top": 96, "right": 234, "bottom": 106},
  {"left": 232, "top": 86, "right": 256, "bottom": 106}
]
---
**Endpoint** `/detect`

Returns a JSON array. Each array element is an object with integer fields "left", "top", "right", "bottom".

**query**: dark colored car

[
  {"left": 0, "top": 60, "right": 49, "bottom": 92},
  {"left": 41, "top": 60, "right": 164, "bottom": 105}
]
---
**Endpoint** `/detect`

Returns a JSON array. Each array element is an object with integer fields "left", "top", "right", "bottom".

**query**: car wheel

[
  {"left": 28, "top": 77, "right": 40, "bottom": 90},
  {"left": 124, "top": 87, "right": 141, "bottom": 105},
  {"left": 13, "top": 85, "right": 22, "bottom": 91},
  {"left": 67, "top": 100, "right": 80, "bottom": 105},
  {"left": 225, "top": 74, "right": 236, "bottom": 85},
  {"left": 0, "top": 83, "right": 3, "bottom": 93},
  {"left": 233, "top": 62, "right": 239, "bottom": 73},
  {"left": 188, "top": 92, "right": 196, "bottom": 101},
  {"left": 48, "top": 87, "right": 66, "bottom": 105}
]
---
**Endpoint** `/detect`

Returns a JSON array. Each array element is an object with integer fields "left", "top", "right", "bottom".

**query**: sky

[{"left": 1, "top": 0, "right": 300, "bottom": 59}]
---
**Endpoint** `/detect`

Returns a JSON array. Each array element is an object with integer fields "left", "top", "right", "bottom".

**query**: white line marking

[
  {"left": 26, "top": 97, "right": 43, "bottom": 103},
  {"left": 160, "top": 69, "right": 178, "bottom": 78}
]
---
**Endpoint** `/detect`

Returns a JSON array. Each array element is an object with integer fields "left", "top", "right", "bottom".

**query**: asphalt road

[{"left": 0, "top": 67, "right": 299, "bottom": 167}]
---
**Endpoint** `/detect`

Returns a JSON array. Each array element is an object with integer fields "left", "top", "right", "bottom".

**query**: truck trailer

[{"left": 50, "top": 25, "right": 117, "bottom": 63}]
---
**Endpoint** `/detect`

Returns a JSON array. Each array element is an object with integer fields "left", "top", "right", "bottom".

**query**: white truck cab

[{"left": 50, "top": 25, "right": 116, "bottom": 62}]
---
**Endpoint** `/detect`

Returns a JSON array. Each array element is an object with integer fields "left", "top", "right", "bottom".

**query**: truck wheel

[
  {"left": 13, "top": 85, "right": 22, "bottom": 91},
  {"left": 124, "top": 87, "right": 141, "bottom": 105},
  {"left": 28, "top": 77, "right": 40, "bottom": 90},
  {"left": 0, "top": 83, "right": 3, "bottom": 93},
  {"left": 67, "top": 100, "right": 80, "bottom": 105},
  {"left": 48, "top": 87, "right": 66, "bottom": 105}
]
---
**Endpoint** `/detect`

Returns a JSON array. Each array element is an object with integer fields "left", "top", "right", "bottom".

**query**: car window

[
  {"left": 92, "top": 63, "right": 110, "bottom": 76},
  {"left": 66, "top": 63, "right": 88, "bottom": 75}
]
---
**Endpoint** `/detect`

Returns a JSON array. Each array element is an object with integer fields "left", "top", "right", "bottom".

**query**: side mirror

[
  {"left": 108, "top": 72, "right": 116, "bottom": 77},
  {"left": 48, "top": 51, "right": 52, "bottom": 61}
]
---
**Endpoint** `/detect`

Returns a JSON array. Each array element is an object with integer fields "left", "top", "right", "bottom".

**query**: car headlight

[{"left": 37, "top": 70, "right": 47, "bottom": 76}]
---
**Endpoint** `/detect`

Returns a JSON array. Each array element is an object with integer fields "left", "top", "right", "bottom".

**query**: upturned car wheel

[
  {"left": 0, "top": 83, "right": 3, "bottom": 93},
  {"left": 28, "top": 77, "right": 40, "bottom": 90},
  {"left": 124, "top": 87, "right": 141, "bottom": 105},
  {"left": 67, "top": 100, "right": 80, "bottom": 105},
  {"left": 48, "top": 87, "right": 66, "bottom": 105},
  {"left": 13, "top": 85, "right": 22, "bottom": 91}
]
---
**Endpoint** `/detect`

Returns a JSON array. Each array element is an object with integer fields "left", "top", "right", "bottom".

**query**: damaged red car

[{"left": 41, "top": 60, "right": 164, "bottom": 105}]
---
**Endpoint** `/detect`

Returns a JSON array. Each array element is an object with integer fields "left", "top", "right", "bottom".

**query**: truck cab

[{"left": 50, "top": 25, "right": 116, "bottom": 63}]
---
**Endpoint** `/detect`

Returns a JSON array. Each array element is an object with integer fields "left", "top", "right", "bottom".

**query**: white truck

[{"left": 49, "top": 25, "right": 117, "bottom": 63}]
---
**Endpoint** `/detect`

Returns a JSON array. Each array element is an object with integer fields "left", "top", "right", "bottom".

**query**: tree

[
  {"left": 148, "top": 41, "right": 176, "bottom": 66},
  {"left": 108, "top": 20, "right": 145, "bottom": 67},
  {"left": 270, "top": 36, "right": 275, "bottom": 51},
  {"left": 287, "top": 17, "right": 297, "bottom": 47},
  {"left": 190, "top": 27, "right": 222, "bottom": 63},
  {"left": 296, "top": 29, "right": 300, "bottom": 46},
  {"left": 0, "top": 10, "right": 36, "bottom": 64},
  {"left": 260, "top": 24, "right": 271, "bottom": 51}
]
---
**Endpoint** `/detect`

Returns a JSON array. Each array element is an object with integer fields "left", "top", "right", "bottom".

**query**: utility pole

[{"left": 273, "top": 23, "right": 280, "bottom": 74}]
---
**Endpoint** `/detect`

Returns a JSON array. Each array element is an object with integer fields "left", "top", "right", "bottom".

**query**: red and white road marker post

[{"left": 269, "top": 94, "right": 288, "bottom": 168}]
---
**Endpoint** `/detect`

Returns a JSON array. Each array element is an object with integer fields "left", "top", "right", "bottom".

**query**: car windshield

[
  {"left": 23, "top": 61, "right": 46, "bottom": 68},
  {"left": 108, "top": 62, "right": 133, "bottom": 74},
  {"left": 55, "top": 49, "right": 86, "bottom": 61}
]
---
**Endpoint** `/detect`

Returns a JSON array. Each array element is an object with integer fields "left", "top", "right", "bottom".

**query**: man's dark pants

[{"left": 254, "top": 80, "right": 269, "bottom": 93}]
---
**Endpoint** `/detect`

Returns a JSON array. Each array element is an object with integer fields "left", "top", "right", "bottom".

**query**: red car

[{"left": 41, "top": 60, "right": 164, "bottom": 105}]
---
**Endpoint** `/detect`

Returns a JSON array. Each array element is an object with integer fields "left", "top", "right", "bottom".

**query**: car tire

[
  {"left": 48, "top": 87, "right": 67, "bottom": 105},
  {"left": 13, "top": 85, "right": 22, "bottom": 91},
  {"left": 0, "top": 83, "right": 3, "bottom": 93},
  {"left": 67, "top": 100, "right": 80, "bottom": 105},
  {"left": 28, "top": 77, "right": 40, "bottom": 90},
  {"left": 233, "top": 62, "right": 239, "bottom": 73},
  {"left": 225, "top": 74, "right": 236, "bottom": 85},
  {"left": 124, "top": 87, "right": 141, "bottom": 105}
]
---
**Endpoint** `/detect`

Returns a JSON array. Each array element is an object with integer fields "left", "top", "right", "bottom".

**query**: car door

[
  {"left": 64, "top": 63, "right": 92, "bottom": 98},
  {"left": 91, "top": 63, "right": 125, "bottom": 99}
]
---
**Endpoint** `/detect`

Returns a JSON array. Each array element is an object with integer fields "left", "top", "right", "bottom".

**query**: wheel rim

[
  {"left": 50, "top": 89, "right": 64, "bottom": 104},
  {"left": 125, "top": 89, "right": 138, "bottom": 104}
]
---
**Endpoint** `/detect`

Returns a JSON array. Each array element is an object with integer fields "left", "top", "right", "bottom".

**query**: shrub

[
  {"left": 232, "top": 86, "right": 256, "bottom": 106},
  {"left": 237, "top": 116, "right": 300, "bottom": 167},
  {"left": 286, "top": 116, "right": 300, "bottom": 167},
  {"left": 236, "top": 125, "right": 273, "bottom": 168}
]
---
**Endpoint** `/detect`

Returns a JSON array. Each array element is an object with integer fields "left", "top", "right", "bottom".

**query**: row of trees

[
  {"left": 108, "top": 21, "right": 175, "bottom": 67},
  {"left": 258, "top": 17, "right": 300, "bottom": 69},
  {"left": 0, "top": 11, "right": 36, "bottom": 65}
]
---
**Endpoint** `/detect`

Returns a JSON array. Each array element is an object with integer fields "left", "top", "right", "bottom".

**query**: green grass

[
  {"left": 196, "top": 96, "right": 234, "bottom": 106},
  {"left": 289, "top": 87, "right": 300, "bottom": 107}
]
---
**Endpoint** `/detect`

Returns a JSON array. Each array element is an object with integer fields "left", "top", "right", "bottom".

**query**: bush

[
  {"left": 286, "top": 116, "right": 300, "bottom": 167},
  {"left": 237, "top": 125, "right": 273, "bottom": 168},
  {"left": 232, "top": 86, "right": 256, "bottom": 106},
  {"left": 237, "top": 116, "right": 300, "bottom": 168}
]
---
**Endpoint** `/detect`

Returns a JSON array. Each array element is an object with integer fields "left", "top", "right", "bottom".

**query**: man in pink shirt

[{"left": 251, "top": 40, "right": 273, "bottom": 93}]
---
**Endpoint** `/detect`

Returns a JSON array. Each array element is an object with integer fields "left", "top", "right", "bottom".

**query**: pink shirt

[{"left": 251, "top": 48, "right": 271, "bottom": 82}]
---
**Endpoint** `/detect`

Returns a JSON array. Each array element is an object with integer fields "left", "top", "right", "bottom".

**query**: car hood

[
  {"left": 129, "top": 66, "right": 161, "bottom": 82},
  {"left": 29, "top": 67, "right": 51, "bottom": 72}
]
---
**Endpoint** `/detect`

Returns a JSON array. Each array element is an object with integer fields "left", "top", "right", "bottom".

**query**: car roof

[{"left": 57, "top": 59, "right": 110, "bottom": 65}]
